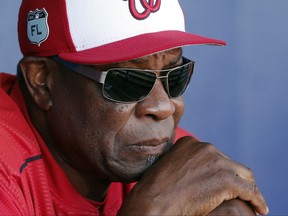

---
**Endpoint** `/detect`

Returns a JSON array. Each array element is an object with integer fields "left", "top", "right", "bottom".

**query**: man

[{"left": 0, "top": 0, "right": 268, "bottom": 215}]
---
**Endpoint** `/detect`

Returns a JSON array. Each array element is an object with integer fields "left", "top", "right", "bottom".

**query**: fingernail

[{"left": 266, "top": 206, "right": 270, "bottom": 215}]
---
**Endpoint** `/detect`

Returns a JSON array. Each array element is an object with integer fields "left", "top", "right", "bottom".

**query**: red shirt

[{"left": 0, "top": 73, "right": 191, "bottom": 215}]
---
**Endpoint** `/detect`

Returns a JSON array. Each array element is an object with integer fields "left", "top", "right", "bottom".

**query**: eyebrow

[
  {"left": 128, "top": 49, "right": 183, "bottom": 67},
  {"left": 91, "top": 49, "right": 183, "bottom": 70}
]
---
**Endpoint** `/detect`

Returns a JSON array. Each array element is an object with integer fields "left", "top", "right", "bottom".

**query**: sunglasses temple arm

[
  {"left": 73, "top": 65, "right": 107, "bottom": 83},
  {"left": 51, "top": 56, "right": 107, "bottom": 84}
]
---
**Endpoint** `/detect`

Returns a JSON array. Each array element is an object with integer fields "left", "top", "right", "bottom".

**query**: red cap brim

[{"left": 59, "top": 30, "right": 226, "bottom": 64}]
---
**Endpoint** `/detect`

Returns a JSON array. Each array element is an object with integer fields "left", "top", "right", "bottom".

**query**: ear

[{"left": 19, "top": 57, "right": 53, "bottom": 111}]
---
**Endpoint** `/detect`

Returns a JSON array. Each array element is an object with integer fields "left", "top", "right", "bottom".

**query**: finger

[
  {"left": 185, "top": 141, "right": 255, "bottom": 182},
  {"left": 233, "top": 167, "right": 266, "bottom": 213},
  {"left": 208, "top": 199, "right": 257, "bottom": 216},
  {"left": 228, "top": 175, "right": 269, "bottom": 216},
  {"left": 234, "top": 162, "right": 255, "bottom": 183},
  {"left": 238, "top": 182, "right": 269, "bottom": 215},
  {"left": 217, "top": 156, "right": 255, "bottom": 183}
]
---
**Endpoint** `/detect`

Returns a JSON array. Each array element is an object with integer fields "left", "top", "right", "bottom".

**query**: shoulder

[
  {"left": 0, "top": 81, "right": 45, "bottom": 214},
  {"left": 0, "top": 73, "right": 17, "bottom": 92},
  {"left": 0, "top": 80, "right": 42, "bottom": 179}
]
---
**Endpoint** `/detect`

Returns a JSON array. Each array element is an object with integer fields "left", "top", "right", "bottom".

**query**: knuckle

[
  {"left": 251, "top": 182, "right": 258, "bottom": 195},
  {"left": 238, "top": 163, "right": 255, "bottom": 181},
  {"left": 210, "top": 154, "right": 227, "bottom": 169},
  {"left": 177, "top": 135, "right": 197, "bottom": 144},
  {"left": 202, "top": 142, "right": 216, "bottom": 151},
  {"left": 246, "top": 166, "right": 255, "bottom": 179},
  {"left": 200, "top": 142, "right": 220, "bottom": 156}
]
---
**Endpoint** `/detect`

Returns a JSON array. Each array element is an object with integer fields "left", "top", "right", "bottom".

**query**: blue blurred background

[{"left": 1, "top": 0, "right": 287, "bottom": 215}]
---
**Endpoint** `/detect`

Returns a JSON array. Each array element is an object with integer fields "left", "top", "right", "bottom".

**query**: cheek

[
  {"left": 48, "top": 75, "right": 136, "bottom": 169},
  {"left": 171, "top": 96, "right": 185, "bottom": 125},
  {"left": 74, "top": 100, "right": 137, "bottom": 163},
  {"left": 72, "top": 98, "right": 135, "bottom": 154},
  {"left": 83, "top": 102, "right": 144, "bottom": 180}
]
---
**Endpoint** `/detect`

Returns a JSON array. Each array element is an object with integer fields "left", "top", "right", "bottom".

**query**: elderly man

[{"left": 0, "top": 0, "right": 268, "bottom": 215}]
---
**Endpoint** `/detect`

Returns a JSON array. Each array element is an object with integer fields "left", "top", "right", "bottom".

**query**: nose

[{"left": 135, "top": 79, "right": 176, "bottom": 120}]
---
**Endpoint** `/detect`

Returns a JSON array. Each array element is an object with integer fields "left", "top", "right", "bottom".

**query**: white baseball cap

[{"left": 18, "top": 0, "right": 225, "bottom": 64}]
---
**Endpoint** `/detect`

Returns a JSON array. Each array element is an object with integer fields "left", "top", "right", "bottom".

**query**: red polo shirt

[{"left": 0, "top": 73, "right": 191, "bottom": 215}]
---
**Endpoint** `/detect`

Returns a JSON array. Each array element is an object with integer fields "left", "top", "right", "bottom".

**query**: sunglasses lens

[
  {"left": 168, "top": 63, "right": 193, "bottom": 97},
  {"left": 102, "top": 59, "right": 193, "bottom": 103},
  {"left": 103, "top": 69, "right": 157, "bottom": 102}
]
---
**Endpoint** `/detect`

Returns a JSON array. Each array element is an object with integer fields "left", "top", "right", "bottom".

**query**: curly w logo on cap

[{"left": 127, "top": 0, "right": 161, "bottom": 20}]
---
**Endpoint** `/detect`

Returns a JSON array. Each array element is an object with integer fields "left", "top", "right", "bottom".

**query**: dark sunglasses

[{"left": 52, "top": 56, "right": 195, "bottom": 103}]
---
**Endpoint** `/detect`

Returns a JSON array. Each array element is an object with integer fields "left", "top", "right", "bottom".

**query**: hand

[
  {"left": 118, "top": 136, "right": 268, "bottom": 216},
  {"left": 208, "top": 199, "right": 256, "bottom": 216}
]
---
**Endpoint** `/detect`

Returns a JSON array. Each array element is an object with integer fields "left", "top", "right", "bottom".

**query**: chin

[{"left": 108, "top": 154, "right": 161, "bottom": 183}]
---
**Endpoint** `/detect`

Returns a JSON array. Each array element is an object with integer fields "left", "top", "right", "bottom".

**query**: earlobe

[{"left": 20, "top": 57, "right": 53, "bottom": 111}]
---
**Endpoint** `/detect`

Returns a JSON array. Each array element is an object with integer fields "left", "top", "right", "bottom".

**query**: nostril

[{"left": 146, "top": 114, "right": 158, "bottom": 121}]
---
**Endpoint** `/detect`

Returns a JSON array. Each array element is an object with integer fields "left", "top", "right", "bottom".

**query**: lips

[{"left": 128, "top": 138, "right": 172, "bottom": 156}]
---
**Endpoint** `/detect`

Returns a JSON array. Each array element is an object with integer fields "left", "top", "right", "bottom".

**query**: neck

[
  {"left": 42, "top": 127, "right": 111, "bottom": 201},
  {"left": 53, "top": 149, "right": 111, "bottom": 202}
]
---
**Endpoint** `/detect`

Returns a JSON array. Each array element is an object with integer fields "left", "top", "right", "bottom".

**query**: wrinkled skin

[{"left": 19, "top": 48, "right": 268, "bottom": 215}]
